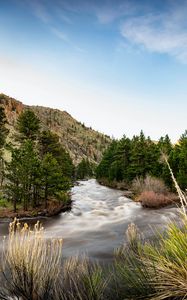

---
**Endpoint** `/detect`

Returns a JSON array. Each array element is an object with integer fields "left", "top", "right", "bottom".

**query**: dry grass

[
  {"left": 137, "top": 190, "right": 175, "bottom": 208},
  {"left": 162, "top": 153, "right": 187, "bottom": 213},
  {"left": 2, "top": 218, "right": 63, "bottom": 300},
  {"left": 132, "top": 175, "right": 178, "bottom": 208},
  {"left": 57, "top": 256, "right": 108, "bottom": 300},
  {"left": 132, "top": 175, "right": 169, "bottom": 195},
  {"left": 1, "top": 219, "right": 107, "bottom": 300}
]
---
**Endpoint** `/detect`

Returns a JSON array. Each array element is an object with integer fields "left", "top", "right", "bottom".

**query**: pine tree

[
  {"left": 16, "top": 110, "right": 40, "bottom": 141},
  {"left": 41, "top": 153, "right": 65, "bottom": 209},
  {"left": 175, "top": 131, "right": 187, "bottom": 189},
  {"left": 76, "top": 158, "right": 93, "bottom": 179},
  {"left": 39, "top": 130, "right": 74, "bottom": 178},
  {"left": 96, "top": 140, "right": 118, "bottom": 180},
  {"left": 6, "top": 140, "right": 41, "bottom": 211},
  {"left": 5, "top": 147, "right": 22, "bottom": 212}
]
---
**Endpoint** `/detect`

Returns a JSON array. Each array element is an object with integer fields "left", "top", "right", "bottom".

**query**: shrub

[
  {"left": 0, "top": 198, "right": 11, "bottom": 208},
  {"left": 137, "top": 190, "right": 174, "bottom": 208},
  {"left": 132, "top": 175, "right": 168, "bottom": 195}
]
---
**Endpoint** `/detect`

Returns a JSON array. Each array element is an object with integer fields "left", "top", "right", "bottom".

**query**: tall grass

[
  {"left": 57, "top": 256, "right": 108, "bottom": 300},
  {"left": 113, "top": 156, "right": 187, "bottom": 299},
  {"left": 1, "top": 218, "right": 107, "bottom": 300},
  {"left": 162, "top": 153, "right": 187, "bottom": 213},
  {"left": 1, "top": 218, "right": 62, "bottom": 300}
]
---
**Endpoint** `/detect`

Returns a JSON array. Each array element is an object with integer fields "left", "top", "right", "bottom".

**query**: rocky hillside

[{"left": 0, "top": 93, "right": 111, "bottom": 164}]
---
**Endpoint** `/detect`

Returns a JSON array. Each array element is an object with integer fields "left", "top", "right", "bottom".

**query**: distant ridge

[{"left": 0, "top": 93, "right": 111, "bottom": 164}]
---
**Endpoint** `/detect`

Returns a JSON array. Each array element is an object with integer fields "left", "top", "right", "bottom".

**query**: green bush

[{"left": 0, "top": 198, "right": 11, "bottom": 208}]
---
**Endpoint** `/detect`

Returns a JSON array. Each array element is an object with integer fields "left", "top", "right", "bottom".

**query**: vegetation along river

[{"left": 0, "top": 179, "right": 180, "bottom": 261}]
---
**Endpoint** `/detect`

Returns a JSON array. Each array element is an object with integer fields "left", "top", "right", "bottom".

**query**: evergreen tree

[
  {"left": 41, "top": 153, "right": 66, "bottom": 208},
  {"left": 175, "top": 131, "right": 187, "bottom": 189},
  {"left": 5, "top": 147, "right": 23, "bottom": 212},
  {"left": 96, "top": 131, "right": 176, "bottom": 188},
  {"left": 128, "top": 131, "right": 149, "bottom": 180},
  {"left": 157, "top": 135, "right": 173, "bottom": 187},
  {"left": 76, "top": 158, "right": 93, "bottom": 179},
  {"left": 111, "top": 136, "right": 131, "bottom": 181},
  {"left": 16, "top": 110, "right": 40, "bottom": 141},
  {"left": 39, "top": 130, "right": 74, "bottom": 178},
  {"left": 4, "top": 110, "right": 74, "bottom": 213},
  {"left": 96, "top": 141, "right": 118, "bottom": 180},
  {"left": 6, "top": 140, "right": 41, "bottom": 211}
]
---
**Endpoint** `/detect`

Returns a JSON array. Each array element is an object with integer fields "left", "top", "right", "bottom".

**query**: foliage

[
  {"left": 16, "top": 109, "right": 40, "bottom": 141},
  {"left": 4, "top": 111, "right": 74, "bottom": 212},
  {"left": 76, "top": 158, "right": 94, "bottom": 179},
  {"left": 41, "top": 153, "right": 70, "bottom": 208},
  {"left": 96, "top": 130, "right": 187, "bottom": 192},
  {"left": 5, "top": 140, "right": 41, "bottom": 211},
  {"left": 39, "top": 130, "right": 74, "bottom": 178}
]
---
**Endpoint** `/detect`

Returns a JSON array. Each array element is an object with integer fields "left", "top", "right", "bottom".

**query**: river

[{"left": 0, "top": 179, "right": 180, "bottom": 261}]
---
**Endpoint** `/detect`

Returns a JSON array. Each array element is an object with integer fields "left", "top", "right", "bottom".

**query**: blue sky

[{"left": 1, "top": 0, "right": 187, "bottom": 141}]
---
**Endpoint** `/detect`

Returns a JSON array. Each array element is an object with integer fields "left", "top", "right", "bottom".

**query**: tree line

[
  {"left": 0, "top": 108, "right": 74, "bottom": 212},
  {"left": 96, "top": 130, "right": 187, "bottom": 190}
]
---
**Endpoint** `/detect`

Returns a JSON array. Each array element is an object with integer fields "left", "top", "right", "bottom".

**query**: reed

[
  {"left": 56, "top": 256, "right": 108, "bottom": 300},
  {"left": 1, "top": 218, "right": 62, "bottom": 300},
  {"left": 1, "top": 219, "right": 107, "bottom": 300}
]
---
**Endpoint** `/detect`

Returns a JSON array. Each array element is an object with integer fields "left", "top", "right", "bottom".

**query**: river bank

[
  {"left": 0, "top": 198, "right": 72, "bottom": 219},
  {"left": 97, "top": 177, "right": 179, "bottom": 208},
  {"left": 0, "top": 179, "right": 181, "bottom": 260}
]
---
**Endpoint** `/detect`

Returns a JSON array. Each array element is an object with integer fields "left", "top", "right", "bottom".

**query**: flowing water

[{"left": 0, "top": 179, "right": 180, "bottom": 261}]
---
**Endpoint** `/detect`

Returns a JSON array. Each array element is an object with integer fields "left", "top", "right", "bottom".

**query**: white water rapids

[{"left": 0, "top": 179, "right": 180, "bottom": 261}]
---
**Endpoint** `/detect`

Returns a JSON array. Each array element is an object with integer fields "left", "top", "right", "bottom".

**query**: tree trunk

[
  {"left": 13, "top": 198, "right": 17, "bottom": 213},
  {"left": 44, "top": 185, "right": 48, "bottom": 209}
]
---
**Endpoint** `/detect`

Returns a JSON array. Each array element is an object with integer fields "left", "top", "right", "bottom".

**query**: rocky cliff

[{"left": 0, "top": 93, "right": 111, "bottom": 164}]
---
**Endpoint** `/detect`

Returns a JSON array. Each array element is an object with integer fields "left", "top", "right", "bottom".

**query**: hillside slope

[{"left": 0, "top": 94, "right": 111, "bottom": 164}]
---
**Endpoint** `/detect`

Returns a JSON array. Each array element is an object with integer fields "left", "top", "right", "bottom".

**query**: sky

[{"left": 1, "top": 0, "right": 187, "bottom": 141}]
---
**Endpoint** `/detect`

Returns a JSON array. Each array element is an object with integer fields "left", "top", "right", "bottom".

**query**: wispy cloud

[
  {"left": 22, "top": 0, "right": 187, "bottom": 63},
  {"left": 25, "top": 0, "right": 84, "bottom": 53},
  {"left": 50, "top": 27, "right": 85, "bottom": 52},
  {"left": 93, "top": 1, "right": 137, "bottom": 24},
  {"left": 50, "top": 27, "right": 69, "bottom": 42},
  {"left": 29, "top": 0, "right": 51, "bottom": 23},
  {"left": 120, "top": 1, "right": 187, "bottom": 63},
  {"left": 57, "top": 12, "right": 73, "bottom": 25}
]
